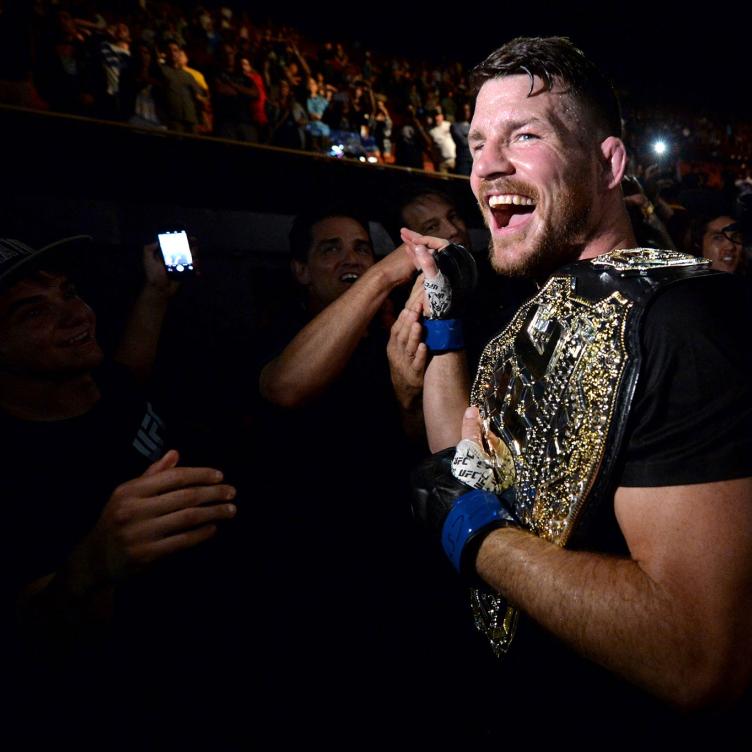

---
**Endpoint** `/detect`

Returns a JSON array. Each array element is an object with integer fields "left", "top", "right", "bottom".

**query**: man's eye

[
  {"left": 516, "top": 133, "right": 538, "bottom": 142},
  {"left": 21, "top": 306, "right": 47, "bottom": 321},
  {"left": 423, "top": 223, "right": 438, "bottom": 234}
]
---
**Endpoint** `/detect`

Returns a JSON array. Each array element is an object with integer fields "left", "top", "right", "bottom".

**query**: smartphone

[{"left": 157, "top": 230, "right": 195, "bottom": 278}]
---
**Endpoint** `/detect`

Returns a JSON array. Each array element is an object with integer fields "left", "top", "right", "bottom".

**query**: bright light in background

[{"left": 653, "top": 140, "right": 667, "bottom": 156}]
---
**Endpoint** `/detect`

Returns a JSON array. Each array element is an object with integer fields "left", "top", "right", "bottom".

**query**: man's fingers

[
  {"left": 405, "top": 275, "right": 425, "bottom": 314},
  {"left": 142, "top": 449, "right": 180, "bottom": 478},
  {"left": 146, "top": 483, "right": 237, "bottom": 517},
  {"left": 120, "top": 466, "right": 226, "bottom": 497},
  {"left": 413, "top": 342, "right": 428, "bottom": 374},
  {"left": 143, "top": 501, "right": 237, "bottom": 539},
  {"left": 461, "top": 405, "right": 484, "bottom": 444},
  {"left": 400, "top": 227, "right": 450, "bottom": 251},
  {"left": 406, "top": 320, "right": 423, "bottom": 358},
  {"left": 414, "top": 245, "right": 439, "bottom": 279}
]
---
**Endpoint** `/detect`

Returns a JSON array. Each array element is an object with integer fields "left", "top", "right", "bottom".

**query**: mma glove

[
  {"left": 423, "top": 243, "right": 478, "bottom": 353},
  {"left": 411, "top": 447, "right": 518, "bottom": 580}
]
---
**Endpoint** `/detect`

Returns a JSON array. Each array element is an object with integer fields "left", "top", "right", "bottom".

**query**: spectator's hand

[
  {"left": 405, "top": 273, "right": 427, "bottom": 316},
  {"left": 142, "top": 242, "right": 181, "bottom": 299},
  {"left": 373, "top": 242, "right": 418, "bottom": 288},
  {"left": 387, "top": 307, "right": 427, "bottom": 410},
  {"left": 400, "top": 227, "right": 446, "bottom": 278},
  {"left": 400, "top": 229, "right": 450, "bottom": 317},
  {"left": 80, "top": 450, "right": 236, "bottom": 586}
]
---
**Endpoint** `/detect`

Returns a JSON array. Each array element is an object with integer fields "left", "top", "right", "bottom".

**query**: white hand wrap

[
  {"left": 451, "top": 439, "right": 498, "bottom": 493},
  {"left": 424, "top": 270, "right": 452, "bottom": 318}
]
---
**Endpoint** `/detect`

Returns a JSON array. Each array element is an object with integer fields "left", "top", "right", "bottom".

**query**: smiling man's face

[
  {"left": 469, "top": 74, "right": 602, "bottom": 278},
  {"left": 0, "top": 271, "right": 102, "bottom": 377},
  {"left": 293, "top": 216, "right": 375, "bottom": 310},
  {"left": 701, "top": 215, "right": 744, "bottom": 274}
]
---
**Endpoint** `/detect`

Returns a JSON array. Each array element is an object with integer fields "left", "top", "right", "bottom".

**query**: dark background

[{"left": 259, "top": 0, "right": 750, "bottom": 116}]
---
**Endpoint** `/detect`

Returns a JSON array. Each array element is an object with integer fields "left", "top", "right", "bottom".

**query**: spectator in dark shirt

[{"left": 160, "top": 41, "right": 204, "bottom": 133}]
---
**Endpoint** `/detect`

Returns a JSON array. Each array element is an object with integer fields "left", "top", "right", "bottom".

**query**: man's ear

[
  {"left": 600, "top": 136, "right": 628, "bottom": 191},
  {"left": 291, "top": 258, "right": 310, "bottom": 286}
]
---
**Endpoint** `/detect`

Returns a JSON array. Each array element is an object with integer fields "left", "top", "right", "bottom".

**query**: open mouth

[
  {"left": 487, "top": 193, "right": 536, "bottom": 234},
  {"left": 61, "top": 329, "right": 92, "bottom": 347},
  {"left": 340, "top": 272, "right": 361, "bottom": 284}
]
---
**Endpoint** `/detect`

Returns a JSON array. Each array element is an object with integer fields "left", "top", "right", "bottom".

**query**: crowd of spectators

[{"left": 6, "top": 0, "right": 750, "bottom": 182}]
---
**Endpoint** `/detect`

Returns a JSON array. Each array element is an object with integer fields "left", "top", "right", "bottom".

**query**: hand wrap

[
  {"left": 411, "top": 447, "right": 517, "bottom": 578},
  {"left": 422, "top": 244, "right": 478, "bottom": 352}
]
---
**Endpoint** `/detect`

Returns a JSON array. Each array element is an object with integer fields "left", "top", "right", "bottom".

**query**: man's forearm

[
  {"left": 423, "top": 351, "right": 470, "bottom": 451},
  {"left": 475, "top": 527, "right": 738, "bottom": 709},
  {"left": 114, "top": 287, "right": 170, "bottom": 383},
  {"left": 260, "top": 264, "right": 402, "bottom": 408}
]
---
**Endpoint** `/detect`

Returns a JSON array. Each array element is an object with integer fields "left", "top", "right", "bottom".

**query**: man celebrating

[{"left": 405, "top": 37, "right": 752, "bottom": 738}]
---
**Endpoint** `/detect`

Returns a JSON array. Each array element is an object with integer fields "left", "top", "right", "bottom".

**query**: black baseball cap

[{"left": 0, "top": 235, "right": 92, "bottom": 290}]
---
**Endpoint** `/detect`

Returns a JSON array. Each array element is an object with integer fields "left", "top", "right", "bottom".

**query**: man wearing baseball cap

[{"left": 1, "top": 235, "right": 237, "bottom": 746}]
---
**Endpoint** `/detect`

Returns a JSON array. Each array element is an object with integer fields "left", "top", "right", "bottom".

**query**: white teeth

[
  {"left": 66, "top": 332, "right": 88, "bottom": 345},
  {"left": 488, "top": 194, "right": 535, "bottom": 207},
  {"left": 341, "top": 273, "right": 359, "bottom": 282}
]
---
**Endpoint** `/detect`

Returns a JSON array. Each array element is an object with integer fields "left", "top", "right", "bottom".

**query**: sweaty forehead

[{"left": 472, "top": 75, "right": 581, "bottom": 135}]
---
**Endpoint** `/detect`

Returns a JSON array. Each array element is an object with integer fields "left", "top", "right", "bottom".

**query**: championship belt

[{"left": 468, "top": 248, "right": 714, "bottom": 657}]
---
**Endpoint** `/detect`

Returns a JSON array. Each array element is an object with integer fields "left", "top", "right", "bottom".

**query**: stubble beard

[{"left": 486, "top": 176, "right": 594, "bottom": 281}]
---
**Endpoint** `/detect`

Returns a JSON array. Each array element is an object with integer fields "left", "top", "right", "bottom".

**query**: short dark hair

[
  {"left": 688, "top": 209, "right": 736, "bottom": 252},
  {"left": 289, "top": 203, "right": 372, "bottom": 263},
  {"left": 471, "top": 36, "right": 622, "bottom": 139},
  {"left": 386, "top": 183, "right": 459, "bottom": 243}
]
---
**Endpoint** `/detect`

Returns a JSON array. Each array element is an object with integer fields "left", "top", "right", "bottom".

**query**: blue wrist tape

[
  {"left": 424, "top": 318, "right": 464, "bottom": 352},
  {"left": 441, "top": 489, "right": 506, "bottom": 573}
]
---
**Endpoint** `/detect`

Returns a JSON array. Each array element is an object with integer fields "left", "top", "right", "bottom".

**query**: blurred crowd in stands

[
  {"left": 3, "top": 1, "right": 749, "bottom": 182},
  {"left": 3, "top": 1, "right": 752, "bottom": 263}
]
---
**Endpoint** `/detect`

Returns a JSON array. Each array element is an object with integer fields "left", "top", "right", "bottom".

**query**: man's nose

[
  {"left": 440, "top": 219, "right": 460, "bottom": 242},
  {"left": 60, "top": 297, "right": 90, "bottom": 327},
  {"left": 472, "top": 141, "right": 514, "bottom": 181},
  {"left": 343, "top": 246, "right": 363, "bottom": 264}
]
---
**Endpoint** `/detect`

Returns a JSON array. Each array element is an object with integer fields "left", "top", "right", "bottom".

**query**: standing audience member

[
  {"left": 304, "top": 77, "right": 330, "bottom": 150},
  {"left": 160, "top": 41, "right": 205, "bottom": 133},
  {"left": 428, "top": 106, "right": 456, "bottom": 172},
  {"left": 267, "top": 78, "right": 307, "bottom": 149},
  {"left": 395, "top": 104, "right": 431, "bottom": 168},
  {"left": 255, "top": 204, "right": 474, "bottom": 743},
  {"left": 211, "top": 41, "right": 259, "bottom": 142},
  {"left": 178, "top": 48, "right": 212, "bottom": 134},
  {"left": 2, "top": 235, "right": 238, "bottom": 747},
  {"left": 241, "top": 55, "right": 268, "bottom": 142},
  {"left": 451, "top": 101, "right": 473, "bottom": 176},
  {"left": 121, "top": 41, "right": 165, "bottom": 129},
  {"left": 691, "top": 212, "right": 747, "bottom": 274},
  {"left": 93, "top": 21, "right": 131, "bottom": 120}
]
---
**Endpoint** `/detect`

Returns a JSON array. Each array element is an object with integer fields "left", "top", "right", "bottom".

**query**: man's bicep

[{"left": 615, "top": 478, "right": 752, "bottom": 646}]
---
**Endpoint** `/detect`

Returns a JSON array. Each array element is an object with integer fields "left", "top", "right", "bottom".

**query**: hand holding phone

[{"left": 157, "top": 230, "right": 195, "bottom": 278}]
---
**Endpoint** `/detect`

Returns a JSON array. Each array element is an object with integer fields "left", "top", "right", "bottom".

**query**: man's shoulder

[{"left": 645, "top": 271, "right": 751, "bottom": 338}]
